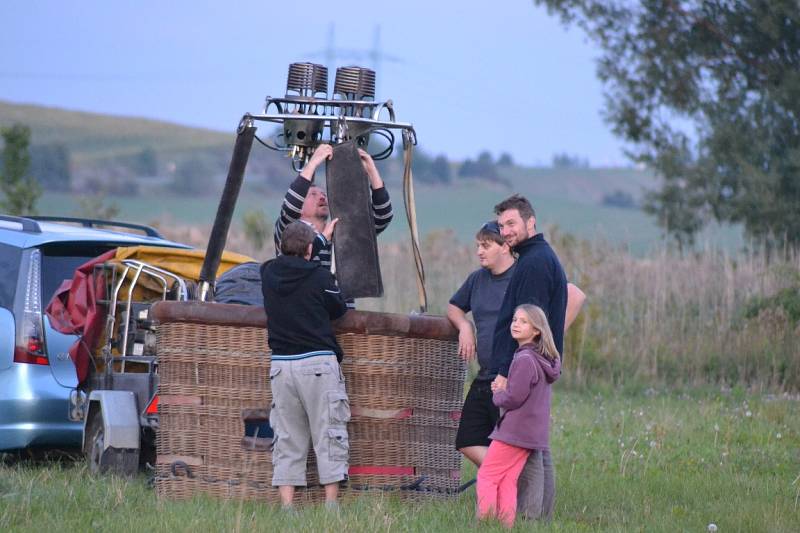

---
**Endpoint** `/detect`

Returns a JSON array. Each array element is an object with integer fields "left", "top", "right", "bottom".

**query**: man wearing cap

[{"left": 448, "top": 221, "right": 585, "bottom": 468}]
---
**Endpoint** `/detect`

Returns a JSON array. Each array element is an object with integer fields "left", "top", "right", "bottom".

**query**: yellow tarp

[
  {"left": 113, "top": 245, "right": 254, "bottom": 282},
  {"left": 90, "top": 246, "right": 255, "bottom": 368},
  {"left": 107, "top": 246, "right": 255, "bottom": 299}
]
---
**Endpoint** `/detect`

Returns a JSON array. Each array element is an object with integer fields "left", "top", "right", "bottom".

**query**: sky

[{"left": 0, "top": 0, "right": 629, "bottom": 167}]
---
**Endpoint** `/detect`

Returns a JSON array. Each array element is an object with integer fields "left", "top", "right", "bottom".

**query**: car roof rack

[
  {"left": 0, "top": 215, "right": 42, "bottom": 233},
  {"left": 26, "top": 216, "right": 165, "bottom": 238}
]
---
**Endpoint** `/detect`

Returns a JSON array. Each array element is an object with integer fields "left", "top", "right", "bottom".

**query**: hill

[
  {"left": 0, "top": 100, "right": 231, "bottom": 163},
  {"left": 1, "top": 101, "right": 742, "bottom": 253}
]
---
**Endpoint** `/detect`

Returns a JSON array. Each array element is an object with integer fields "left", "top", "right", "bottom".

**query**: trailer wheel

[{"left": 84, "top": 408, "right": 139, "bottom": 477}]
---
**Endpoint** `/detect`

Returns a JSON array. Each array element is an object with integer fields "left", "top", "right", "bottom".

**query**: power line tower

[{"left": 307, "top": 23, "right": 403, "bottom": 97}]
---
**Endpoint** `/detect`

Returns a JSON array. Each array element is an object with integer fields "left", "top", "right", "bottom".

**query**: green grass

[{"left": 2, "top": 389, "right": 798, "bottom": 532}]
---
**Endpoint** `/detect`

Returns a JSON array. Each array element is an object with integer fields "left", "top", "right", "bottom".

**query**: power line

[{"left": 304, "top": 23, "right": 404, "bottom": 97}]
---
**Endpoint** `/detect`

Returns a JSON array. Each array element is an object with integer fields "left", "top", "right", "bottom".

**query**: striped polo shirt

[{"left": 273, "top": 174, "right": 393, "bottom": 269}]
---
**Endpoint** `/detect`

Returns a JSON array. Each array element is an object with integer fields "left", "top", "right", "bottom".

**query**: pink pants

[{"left": 476, "top": 439, "right": 531, "bottom": 527}]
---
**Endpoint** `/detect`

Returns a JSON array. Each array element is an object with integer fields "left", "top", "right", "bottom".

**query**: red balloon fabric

[{"left": 45, "top": 250, "right": 116, "bottom": 384}]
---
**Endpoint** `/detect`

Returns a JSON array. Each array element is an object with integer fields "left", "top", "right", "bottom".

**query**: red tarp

[{"left": 45, "top": 250, "right": 115, "bottom": 385}]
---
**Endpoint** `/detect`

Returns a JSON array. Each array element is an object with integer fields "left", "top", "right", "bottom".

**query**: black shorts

[{"left": 455, "top": 378, "right": 500, "bottom": 450}]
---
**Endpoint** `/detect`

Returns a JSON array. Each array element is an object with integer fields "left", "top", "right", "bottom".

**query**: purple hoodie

[{"left": 489, "top": 343, "right": 561, "bottom": 450}]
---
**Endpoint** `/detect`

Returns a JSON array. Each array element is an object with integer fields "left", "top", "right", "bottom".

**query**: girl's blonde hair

[{"left": 514, "top": 304, "right": 560, "bottom": 361}]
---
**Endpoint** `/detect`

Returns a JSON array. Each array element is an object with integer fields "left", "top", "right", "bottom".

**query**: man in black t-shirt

[{"left": 448, "top": 221, "right": 516, "bottom": 467}]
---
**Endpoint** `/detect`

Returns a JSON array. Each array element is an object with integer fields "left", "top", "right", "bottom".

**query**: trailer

[{"left": 59, "top": 247, "right": 252, "bottom": 475}]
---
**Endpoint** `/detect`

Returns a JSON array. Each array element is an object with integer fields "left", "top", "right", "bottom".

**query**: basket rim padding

[{"left": 150, "top": 301, "right": 458, "bottom": 341}]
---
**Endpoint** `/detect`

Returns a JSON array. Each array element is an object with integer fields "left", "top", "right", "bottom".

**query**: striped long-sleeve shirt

[{"left": 273, "top": 174, "right": 394, "bottom": 270}]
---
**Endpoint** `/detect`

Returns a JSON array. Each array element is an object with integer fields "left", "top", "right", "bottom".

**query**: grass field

[
  {"left": 37, "top": 179, "right": 742, "bottom": 256},
  {"left": 2, "top": 388, "right": 798, "bottom": 532}
]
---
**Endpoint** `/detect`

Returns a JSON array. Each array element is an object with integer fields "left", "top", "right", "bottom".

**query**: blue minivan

[{"left": 0, "top": 215, "right": 188, "bottom": 452}]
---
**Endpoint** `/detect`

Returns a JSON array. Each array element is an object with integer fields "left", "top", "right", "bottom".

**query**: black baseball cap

[{"left": 480, "top": 220, "right": 500, "bottom": 234}]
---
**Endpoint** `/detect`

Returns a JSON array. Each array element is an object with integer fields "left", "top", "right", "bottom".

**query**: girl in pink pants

[{"left": 476, "top": 304, "right": 561, "bottom": 527}]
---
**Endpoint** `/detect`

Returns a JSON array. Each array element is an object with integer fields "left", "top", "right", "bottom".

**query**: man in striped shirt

[{"left": 273, "top": 144, "right": 393, "bottom": 270}]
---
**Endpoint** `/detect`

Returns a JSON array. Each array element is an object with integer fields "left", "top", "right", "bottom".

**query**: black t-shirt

[{"left": 450, "top": 263, "right": 516, "bottom": 380}]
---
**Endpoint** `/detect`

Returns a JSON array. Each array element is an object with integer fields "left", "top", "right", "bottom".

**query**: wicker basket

[{"left": 152, "top": 302, "right": 465, "bottom": 504}]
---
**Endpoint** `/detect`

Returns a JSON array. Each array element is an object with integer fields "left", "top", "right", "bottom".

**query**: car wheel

[{"left": 84, "top": 408, "right": 139, "bottom": 477}]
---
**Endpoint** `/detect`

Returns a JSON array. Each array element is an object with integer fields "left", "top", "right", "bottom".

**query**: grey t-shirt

[{"left": 449, "top": 263, "right": 516, "bottom": 381}]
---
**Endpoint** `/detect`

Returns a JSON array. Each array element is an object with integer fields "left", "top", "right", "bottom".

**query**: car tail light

[
  {"left": 14, "top": 249, "right": 48, "bottom": 366},
  {"left": 145, "top": 394, "right": 159, "bottom": 415}
]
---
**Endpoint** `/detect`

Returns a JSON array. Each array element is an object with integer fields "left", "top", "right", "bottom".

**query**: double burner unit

[
  {"left": 261, "top": 62, "right": 412, "bottom": 169},
  {"left": 198, "top": 62, "right": 425, "bottom": 313}
]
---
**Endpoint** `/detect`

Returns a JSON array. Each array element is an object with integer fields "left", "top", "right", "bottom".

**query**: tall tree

[
  {"left": 431, "top": 155, "right": 452, "bottom": 183},
  {"left": 1, "top": 123, "right": 41, "bottom": 215},
  {"left": 30, "top": 143, "right": 71, "bottom": 191},
  {"left": 535, "top": 0, "right": 800, "bottom": 249}
]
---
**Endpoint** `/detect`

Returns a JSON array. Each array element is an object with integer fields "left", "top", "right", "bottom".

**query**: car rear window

[
  {"left": 0, "top": 243, "right": 22, "bottom": 310},
  {"left": 40, "top": 243, "right": 119, "bottom": 307}
]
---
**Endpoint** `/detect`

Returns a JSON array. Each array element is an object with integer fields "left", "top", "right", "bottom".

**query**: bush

[
  {"left": 744, "top": 287, "right": 800, "bottom": 324},
  {"left": 602, "top": 189, "right": 637, "bottom": 209},
  {"left": 241, "top": 209, "right": 272, "bottom": 252}
]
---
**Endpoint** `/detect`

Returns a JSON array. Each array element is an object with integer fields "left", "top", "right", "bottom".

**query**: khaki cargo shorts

[{"left": 269, "top": 351, "right": 351, "bottom": 486}]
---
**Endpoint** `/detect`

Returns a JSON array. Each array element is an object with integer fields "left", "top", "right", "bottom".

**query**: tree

[
  {"left": 406, "top": 148, "right": 452, "bottom": 184},
  {"left": 430, "top": 155, "right": 452, "bottom": 183},
  {"left": 498, "top": 152, "right": 515, "bottom": 167},
  {"left": 30, "top": 143, "right": 71, "bottom": 191},
  {"left": 535, "top": 1, "right": 800, "bottom": 249},
  {"left": 458, "top": 158, "right": 477, "bottom": 178},
  {"left": 459, "top": 151, "right": 498, "bottom": 180},
  {"left": 602, "top": 189, "right": 637, "bottom": 209},
  {"left": 1, "top": 123, "right": 41, "bottom": 215},
  {"left": 171, "top": 156, "right": 216, "bottom": 194},
  {"left": 242, "top": 209, "right": 272, "bottom": 251},
  {"left": 552, "top": 152, "right": 589, "bottom": 169},
  {"left": 76, "top": 193, "right": 120, "bottom": 220},
  {"left": 132, "top": 147, "right": 158, "bottom": 177}
]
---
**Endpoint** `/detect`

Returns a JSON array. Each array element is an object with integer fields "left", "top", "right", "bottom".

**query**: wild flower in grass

[
  {"left": 746, "top": 410, "right": 753, "bottom": 418},
  {"left": 708, "top": 523, "right": 718, "bottom": 532},
  {"left": 777, "top": 433, "right": 782, "bottom": 439}
]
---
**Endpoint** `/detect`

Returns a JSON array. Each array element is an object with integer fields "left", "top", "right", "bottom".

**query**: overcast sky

[{"left": 0, "top": 0, "right": 629, "bottom": 167}]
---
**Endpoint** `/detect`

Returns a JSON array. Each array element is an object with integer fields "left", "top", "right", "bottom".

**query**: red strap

[{"left": 349, "top": 465, "right": 415, "bottom": 476}]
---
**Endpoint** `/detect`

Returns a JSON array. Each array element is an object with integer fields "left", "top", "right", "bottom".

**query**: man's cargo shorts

[{"left": 268, "top": 351, "right": 351, "bottom": 486}]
